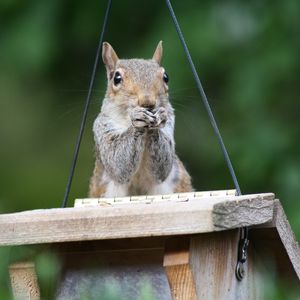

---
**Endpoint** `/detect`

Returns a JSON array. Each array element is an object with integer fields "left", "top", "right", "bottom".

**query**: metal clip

[{"left": 236, "top": 227, "right": 249, "bottom": 281}]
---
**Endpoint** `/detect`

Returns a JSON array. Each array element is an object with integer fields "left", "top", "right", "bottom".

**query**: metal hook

[{"left": 236, "top": 227, "right": 249, "bottom": 281}]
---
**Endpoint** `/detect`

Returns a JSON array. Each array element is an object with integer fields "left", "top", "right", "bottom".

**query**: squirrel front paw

[
  {"left": 152, "top": 107, "right": 167, "bottom": 128},
  {"left": 130, "top": 107, "right": 168, "bottom": 129},
  {"left": 130, "top": 107, "right": 156, "bottom": 128}
]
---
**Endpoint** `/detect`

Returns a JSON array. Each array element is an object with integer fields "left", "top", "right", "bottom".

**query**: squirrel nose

[
  {"left": 141, "top": 102, "right": 155, "bottom": 110},
  {"left": 139, "top": 95, "right": 156, "bottom": 110}
]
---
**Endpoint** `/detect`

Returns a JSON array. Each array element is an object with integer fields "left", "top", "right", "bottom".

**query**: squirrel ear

[
  {"left": 102, "top": 42, "right": 119, "bottom": 77},
  {"left": 152, "top": 41, "right": 163, "bottom": 65}
]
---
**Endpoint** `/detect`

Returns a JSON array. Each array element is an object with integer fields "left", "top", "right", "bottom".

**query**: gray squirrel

[{"left": 89, "top": 41, "right": 193, "bottom": 197}]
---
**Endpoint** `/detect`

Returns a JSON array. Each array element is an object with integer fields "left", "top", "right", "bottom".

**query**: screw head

[{"left": 236, "top": 262, "right": 245, "bottom": 281}]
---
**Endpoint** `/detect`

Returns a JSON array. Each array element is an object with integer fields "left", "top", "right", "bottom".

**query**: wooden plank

[
  {"left": 213, "top": 194, "right": 274, "bottom": 229},
  {"left": 163, "top": 237, "right": 190, "bottom": 267},
  {"left": 165, "top": 265, "right": 196, "bottom": 300},
  {"left": 271, "top": 200, "right": 300, "bottom": 280},
  {"left": 0, "top": 193, "right": 274, "bottom": 246},
  {"left": 52, "top": 236, "right": 167, "bottom": 253},
  {"left": 250, "top": 228, "right": 300, "bottom": 286},
  {"left": 253, "top": 200, "right": 300, "bottom": 281},
  {"left": 9, "top": 262, "right": 40, "bottom": 300},
  {"left": 163, "top": 237, "right": 196, "bottom": 300},
  {"left": 189, "top": 231, "right": 263, "bottom": 300}
]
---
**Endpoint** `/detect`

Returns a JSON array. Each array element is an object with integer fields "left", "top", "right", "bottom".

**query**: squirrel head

[{"left": 102, "top": 41, "right": 169, "bottom": 110}]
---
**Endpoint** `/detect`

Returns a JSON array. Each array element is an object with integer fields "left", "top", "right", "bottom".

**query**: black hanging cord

[
  {"left": 61, "top": 0, "right": 113, "bottom": 208},
  {"left": 61, "top": 0, "right": 249, "bottom": 280},
  {"left": 166, "top": 0, "right": 241, "bottom": 196},
  {"left": 165, "top": 0, "right": 248, "bottom": 280}
]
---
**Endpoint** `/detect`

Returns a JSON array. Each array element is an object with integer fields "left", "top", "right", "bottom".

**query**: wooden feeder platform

[{"left": 0, "top": 190, "right": 299, "bottom": 299}]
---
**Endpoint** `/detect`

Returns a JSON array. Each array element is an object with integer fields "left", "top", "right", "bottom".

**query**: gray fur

[
  {"left": 147, "top": 129, "right": 174, "bottom": 182},
  {"left": 89, "top": 48, "right": 192, "bottom": 197},
  {"left": 117, "top": 59, "right": 160, "bottom": 90},
  {"left": 93, "top": 115, "right": 146, "bottom": 184}
]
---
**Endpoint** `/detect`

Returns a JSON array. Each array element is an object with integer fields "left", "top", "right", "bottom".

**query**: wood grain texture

[
  {"left": 165, "top": 264, "right": 196, "bottom": 300},
  {"left": 189, "top": 231, "right": 263, "bottom": 300},
  {"left": 213, "top": 196, "right": 274, "bottom": 229},
  {"left": 272, "top": 200, "right": 300, "bottom": 280},
  {"left": 9, "top": 262, "right": 40, "bottom": 300},
  {"left": 163, "top": 237, "right": 190, "bottom": 267},
  {"left": 163, "top": 237, "right": 196, "bottom": 300},
  {"left": 250, "top": 228, "right": 300, "bottom": 288},
  {"left": 0, "top": 193, "right": 274, "bottom": 246}
]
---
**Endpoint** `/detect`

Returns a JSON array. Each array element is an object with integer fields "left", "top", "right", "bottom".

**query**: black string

[
  {"left": 166, "top": 0, "right": 241, "bottom": 196},
  {"left": 61, "top": 0, "right": 241, "bottom": 203},
  {"left": 60, "top": 0, "right": 247, "bottom": 281},
  {"left": 61, "top": 0, "right": 113, "bottom": 208},
  {"left": 165, "top": 0, "right": 250, "bottom": 281}
]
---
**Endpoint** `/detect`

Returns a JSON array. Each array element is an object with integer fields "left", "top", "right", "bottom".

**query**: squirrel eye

[
  {"left": 113, "top": 71, "right": 122, "bottom": 85},
  {"left": 163, "top": 72, "right": 169, "bottom": 84}
]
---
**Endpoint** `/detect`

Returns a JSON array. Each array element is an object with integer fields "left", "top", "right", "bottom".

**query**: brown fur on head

[{"left": 102, "top": 41, "right": 169, "bottom": 110}]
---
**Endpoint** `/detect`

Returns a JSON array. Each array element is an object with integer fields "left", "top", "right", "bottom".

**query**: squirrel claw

[
  {"left": 130, "top": 107, "right": 156, "bottom": 128},
  {"left": 130, "top": 106, "right": 167, "bottom": 129}
]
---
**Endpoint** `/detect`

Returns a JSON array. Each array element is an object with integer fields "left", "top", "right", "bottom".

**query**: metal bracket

[{"left": 235, "top": 227, "right": 249, "bottom": 281}]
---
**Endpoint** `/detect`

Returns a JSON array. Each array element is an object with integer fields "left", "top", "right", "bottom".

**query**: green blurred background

[
  {"left": 2, "top": 0, "right": 299, "bottom": 235},
  {"left": 0, "top": 0, "right": 299, "bottom": 296}
]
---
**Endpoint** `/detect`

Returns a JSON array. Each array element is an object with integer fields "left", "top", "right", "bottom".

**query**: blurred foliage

[
  {"left": 0, "top": 0, "right": 299, "bottom": 297},
  {"left": 36, "top": 251, "right": 61, "bottom": 298}
]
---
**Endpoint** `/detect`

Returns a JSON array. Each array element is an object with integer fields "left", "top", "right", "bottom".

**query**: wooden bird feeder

[{"left": 1, "top": 190, "right": 299, "bottom": 299}]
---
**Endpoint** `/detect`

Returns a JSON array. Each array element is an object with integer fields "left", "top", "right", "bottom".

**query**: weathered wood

[
  {"left": 4, "top": 190, "right": 300, "bottom": 299},
  {"left": 256, "top": 200, "right": 300, "bottom": 280},
  {"left": 0, "top": 193, "right": 274, "bottom": 246},
  {"left": 9, "top": 262, "right": 40, "bottom": 300},
  {"left": 213, "top": 195, "right": 274, "bottom": 229},
  {"left": 189, "top": 231, "right": 263, "bottom": 300},
  {"left": 272, "top": 200, "right": 300, "bottom": 280},
  {"left": 164, "top": 238, "right": 196, "bottom": 300},
  {"left": 250, "top": 227, "right": 300, "bottom": 288},
  {"left": 165, "top": 265, "right": 196, "bottom": 300}
]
